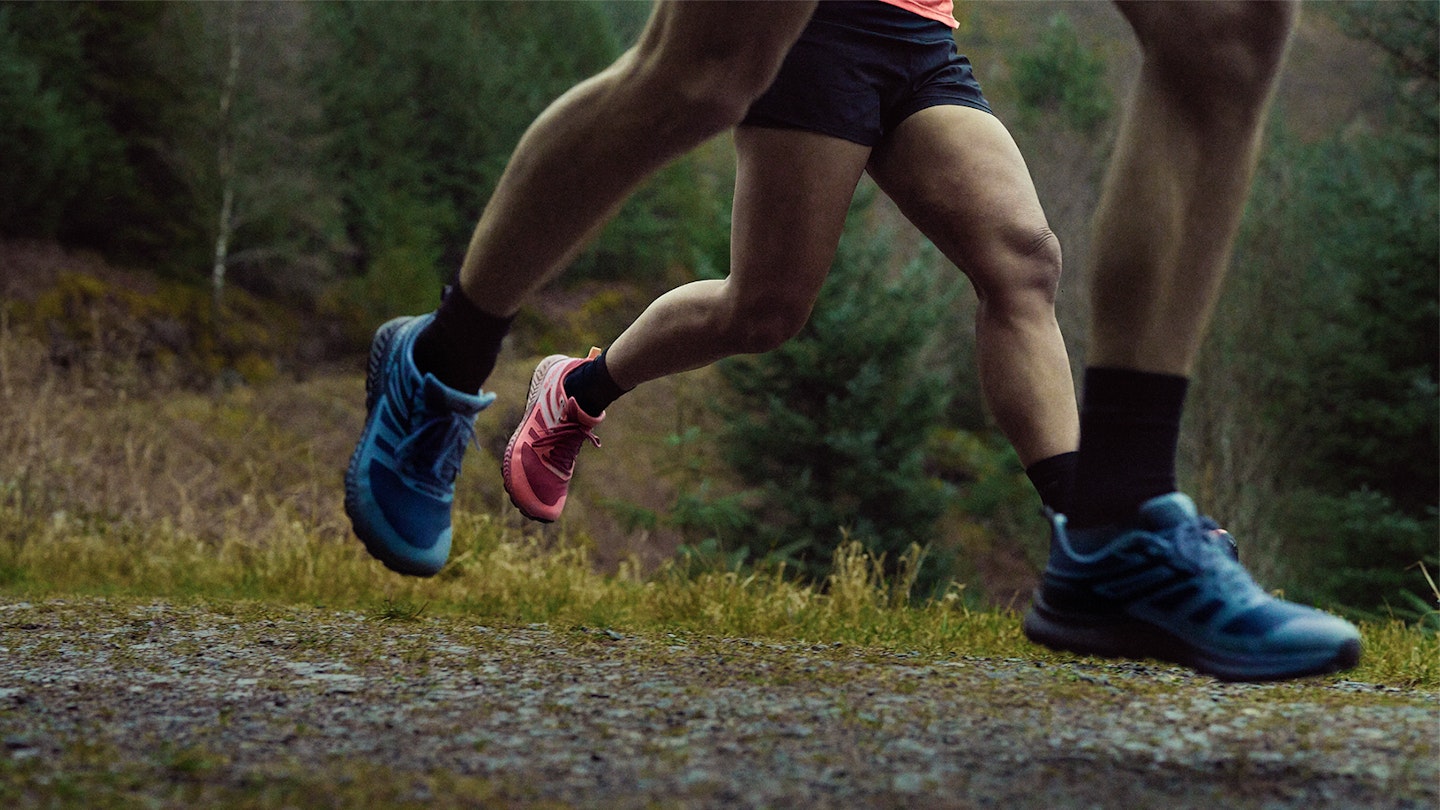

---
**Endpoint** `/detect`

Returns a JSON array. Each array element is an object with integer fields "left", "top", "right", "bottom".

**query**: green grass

[{"left": 0, "top": 502, "right": 1434, "bottom": 688}]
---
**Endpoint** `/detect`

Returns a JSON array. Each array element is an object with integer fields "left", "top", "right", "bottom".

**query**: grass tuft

[
  {"left": 0, "top": 502, "right": 1433, "bottom": 687},
  {"left": 0, "top": 324, "right": 1435, "bottom": 689}
]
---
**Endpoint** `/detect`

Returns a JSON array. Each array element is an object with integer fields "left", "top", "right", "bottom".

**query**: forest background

[{"left": 0, "top": 1, "right": 1435, "bottom": 624}]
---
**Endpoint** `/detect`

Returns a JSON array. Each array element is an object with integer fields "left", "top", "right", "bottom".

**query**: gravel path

[{"left": 1, "top": 598, "right": 1435, "bottom": 808}]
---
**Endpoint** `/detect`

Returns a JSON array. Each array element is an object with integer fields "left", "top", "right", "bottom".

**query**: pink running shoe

[{"left": 503, "top": 348, "right": 604, "bottom": 522}]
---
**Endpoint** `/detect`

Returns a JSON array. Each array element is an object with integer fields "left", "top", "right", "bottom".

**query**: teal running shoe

[
  {"left": 344, "top": 315, "right": 494, "bottom": 577},
  {"left": 1023, "top": 493, "right": 1361, "bottom": 682}
]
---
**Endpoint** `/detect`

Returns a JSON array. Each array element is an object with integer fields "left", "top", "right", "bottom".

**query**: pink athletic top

[{"left": 879, "top": 0, "right": 958, "bottom": 29}]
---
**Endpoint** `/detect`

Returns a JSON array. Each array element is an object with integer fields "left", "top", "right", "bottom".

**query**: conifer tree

[{"left": 714, "top": 199, "right": 956, "bottom": 594}]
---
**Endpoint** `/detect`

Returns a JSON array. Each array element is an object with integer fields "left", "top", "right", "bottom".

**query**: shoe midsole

[{"left": 1022, "top": 595, "right": 1354, "bottom": 681}]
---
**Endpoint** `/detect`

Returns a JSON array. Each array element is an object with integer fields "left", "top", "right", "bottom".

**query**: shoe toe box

[{"left": 350, "top": 460, "right": 453, "bottom": 577}]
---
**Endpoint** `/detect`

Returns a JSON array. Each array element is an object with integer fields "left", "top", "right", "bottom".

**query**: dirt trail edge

[{"left": 0, "top": 598, "right": 1434, "bottom": 809}]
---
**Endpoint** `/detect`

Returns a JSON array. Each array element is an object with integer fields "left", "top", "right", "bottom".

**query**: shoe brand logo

[{"left": 538, "top": 365, "right": 568, "bottom": 427}]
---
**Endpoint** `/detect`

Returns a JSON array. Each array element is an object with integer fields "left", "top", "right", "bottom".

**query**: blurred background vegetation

[{"left": 0, "top": 1, "right": 1434, "bottom": 622}]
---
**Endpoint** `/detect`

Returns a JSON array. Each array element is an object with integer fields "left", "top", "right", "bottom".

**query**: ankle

[
  {"left": 412, "top": 288, "right": 513, "bottom": 394},
  {"left": 562, "top": 348, "right": 629, "bottom": 418},
  {"left": 1067, "top": 367, "right": 1187, "bottom": 528}
]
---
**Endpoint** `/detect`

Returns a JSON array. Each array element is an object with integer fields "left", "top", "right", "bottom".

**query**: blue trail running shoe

[
  {"left": 1023, "top": 492, "right": 1361, "bottom": 682},
  {"left": 344, "top": 315, "right": 494, "bottom": 577}
]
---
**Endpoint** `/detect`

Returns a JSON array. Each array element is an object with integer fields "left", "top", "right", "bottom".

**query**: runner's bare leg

[
  {"left": 604, "top": 127, "right": 872, "bottom": 387},
  {"left": 456, "top": 1, "right": 817, "bottom": 317},
  {"left": 869, "top": 105, "right": 1078, "bottom": 466},
  {"left": 1089, "top": 1, "right": 1297, "bottom": 374}
]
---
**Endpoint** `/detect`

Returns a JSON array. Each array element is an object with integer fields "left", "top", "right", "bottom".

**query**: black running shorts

[{"left": 741, "top": 0, "right": 992, "bottom": 147}]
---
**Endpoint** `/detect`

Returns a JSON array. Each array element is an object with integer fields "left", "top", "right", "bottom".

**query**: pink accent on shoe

[{"left": 503, "top": 348, "right": 604, "bottom": 522}]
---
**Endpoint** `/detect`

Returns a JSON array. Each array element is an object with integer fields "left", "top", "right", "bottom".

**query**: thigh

[
  {"left": 634, "top": 1, "right": 818, "bottom": 96},
  {"left": 728, "top": 126, "right": 872, "bottom": 309},
  {"left": 867, "top": 105, "right": 1054, "bottom": 286}
]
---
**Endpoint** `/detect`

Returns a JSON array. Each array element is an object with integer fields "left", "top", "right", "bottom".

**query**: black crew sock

[
  {"left": 1066, "top": 367, "right": 1189, "bottom": 533},
  {"left": 562, "top": 347, "right": 629, "bottom": 418},
  {"left": 1025, "top": 451, "right": 1078, "bottom": 515},
  {"left": 411, "top": 285, "right": 514, "bottom": 395}
]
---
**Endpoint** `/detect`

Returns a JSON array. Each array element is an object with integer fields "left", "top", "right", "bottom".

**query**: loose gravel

[{"left": 1, "top": 598, "right": 1435, "bottom": 808}]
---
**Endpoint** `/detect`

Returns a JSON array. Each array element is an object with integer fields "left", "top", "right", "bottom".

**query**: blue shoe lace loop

[
  {"left": 1170, "top": 515, "right": 1258, "bottom": 597},
  {"left": 396, "top": 397, "right": 478, "bottom": 496}
]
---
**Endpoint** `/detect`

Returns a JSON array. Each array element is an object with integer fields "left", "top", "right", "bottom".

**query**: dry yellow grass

[{"left": 0, "top": 321, "right": 1434, "bottom": 688}]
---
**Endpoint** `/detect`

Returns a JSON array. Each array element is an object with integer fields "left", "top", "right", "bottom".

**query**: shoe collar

[
  {"left": 1136, "top": 492, "right": 1200, "bottom": 530},
  {"left": 560, "top": 394, "right": 604, "bottom": 427},
  {"left": 420, "top": 373, "right": 495, "bottom": 416}
]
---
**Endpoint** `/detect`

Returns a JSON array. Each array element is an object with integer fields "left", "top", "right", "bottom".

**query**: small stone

[{"left": 892, "top": 773, "right": 925, "bottom": 793}]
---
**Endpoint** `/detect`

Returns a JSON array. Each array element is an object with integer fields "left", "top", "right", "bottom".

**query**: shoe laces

[
  {"left": 1204, "top": 522, "right": 1240, "bottom": 562},
  {"left": 531, "top": 419, "right": 600, "bottom": 476},
  {"left": 1173, "top": 516, "right": 1257, "bottom": 595},
  {"left": 398, "top": 398, "right": 478, "bottom": 493}
]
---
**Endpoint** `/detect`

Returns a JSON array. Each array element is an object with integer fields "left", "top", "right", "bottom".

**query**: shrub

[{"left": 708, "top": 204, "right": 957, "bottom": 596}]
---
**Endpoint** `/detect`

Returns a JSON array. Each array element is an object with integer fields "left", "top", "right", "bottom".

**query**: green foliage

[
  {"left": 1284, "top": 6, "right": 1439, "bottom": 516},
  {"left": 708, "top": 207, "right": 957, "bottom": 595},
  {"left": 615, "top": 425, "right": 755, "bottom": 575},
  {"left": 1329, "top": 0, "right": 1438, "bottom": 162},
  {"left": 20, "top": 270, "right": 300, "bottom": 390},
  {"left": 927, "top": 428, "right": 1049, "bottom": 569},
  {"left": 1009, "top": 14, "right": 1112, "bottom": 134},
  {"left": 511, "top": 284, "right": 654, "bottom": 358},
  {"left": 673, "top": 536, "right": 752, "bottom": 578},
  {"left": 57, "top": 4, "right": 208, "bottom": 269},
  {"left": 1264, "top": 108, "right": 1437, "bottom": 542},
  {"left": 1276, "top": 489, "right": 1438, "bottom": 620},
  {"left": 324, "top": 191, "right": 450, "bottom": 324},
  {"left": 1199, "top": 0, "right": 1439, "bottom": 616},
  {"left": 0, "top": 7, "right": 94, "bottom": 237},
  {"left": 311, "top": 0, "right": 723, "bottom": 294},
  {"left": 4, "top": 2, "right": 684, "bottom": 315},
  {"left": 0, "top": 2, "right": 344, "bottom": 286},
  {"left": 312, "top": 2, "right": 620, "bottom": 285},
  {"left": 0, "top": 3, "right": 202, "bottom": 265},
  {"left": 574, "top": 158, "right": 724, "bottom": 284},
  {"left": 186, "top": 3, "right": 348, "bottom": 303},
  {"left": 341, "top": 244, "right": 447, "bottom": 327}
]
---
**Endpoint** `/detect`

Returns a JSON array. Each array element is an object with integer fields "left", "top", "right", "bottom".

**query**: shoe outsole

[
  {"left": 344, "top": 318, "right": 442, "bottom": 578},
  {"left": 502, "top": 354, "right": 566, "bottom": 524},
  {"left": 1022, "top": 597, "right": 1363, "bottom": 683}
]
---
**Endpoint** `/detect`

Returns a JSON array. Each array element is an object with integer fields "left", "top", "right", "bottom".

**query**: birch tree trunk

[{"left": 211, "top": 3, "right": 240, "bottom": 325}]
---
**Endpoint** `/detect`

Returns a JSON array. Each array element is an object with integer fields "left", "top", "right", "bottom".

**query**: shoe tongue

[
  {"left": 1138, "top": 492, "right": 1199, "bottom": 530},
  {"left": 562, "top": 395, "right": 604, "bottom": 426},
  {"left": 420, "top": 373, "right": 491, "bottom": 416}
]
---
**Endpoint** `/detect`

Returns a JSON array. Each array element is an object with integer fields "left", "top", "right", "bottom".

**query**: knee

[
  {"left": 1124, "top": 1, "right": 1297, "bottom": 101},
  {"left": 717, "top": 296, "right": 813, "bottom": 355},
  {"left": 973, "top": 227, "right": 1064, "bottom": 315},
  {"left": 1201, "top": 4, "right": 1295, "bottom": 94}
]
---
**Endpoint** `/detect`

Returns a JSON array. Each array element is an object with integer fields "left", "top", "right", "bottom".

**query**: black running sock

[
  {"left": 562, "top": 347, "right": 629, "bottom": 418},
  {"left": 411, "top": 285, "right": 514, "bottom": 395},
  {"left": 1025, "top": 451, "right": 1078, "bottom": 515},
  {"left": 1066, "top": 367, "right": 1189, "bottom": 532}
]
